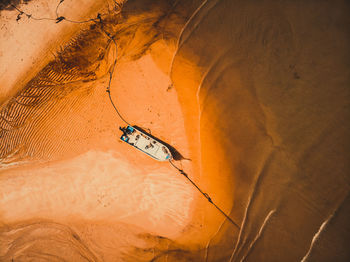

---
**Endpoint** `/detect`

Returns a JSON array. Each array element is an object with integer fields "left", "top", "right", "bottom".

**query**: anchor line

[
  {"left": 90, "top": 18, "right": 132, "bottom": 127},
  {"left": 103, "top": 36, "right": 132, "bottom": 127},
  {"left": 169, "top": 159, "right": 240, "bottom": 229}
]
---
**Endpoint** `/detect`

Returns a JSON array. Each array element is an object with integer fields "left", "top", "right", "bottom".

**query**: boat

[{"left": 119, "top": 125, "right": 172, "bottom": 161}]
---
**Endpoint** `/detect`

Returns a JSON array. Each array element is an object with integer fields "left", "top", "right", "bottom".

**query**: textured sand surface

[{"left": 1, "top": 0, "right": 349, "bottom": 261}]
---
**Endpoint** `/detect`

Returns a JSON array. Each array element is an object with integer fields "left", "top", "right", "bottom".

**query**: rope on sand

[{"left": 169, "top": 159, "right": 240, "bottom": 229}]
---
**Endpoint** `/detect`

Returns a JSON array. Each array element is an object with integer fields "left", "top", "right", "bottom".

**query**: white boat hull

[{"left": 119, "top": 126, "right": 172, "bottom": 161}]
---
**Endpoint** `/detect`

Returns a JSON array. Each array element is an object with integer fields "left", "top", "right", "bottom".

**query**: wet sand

[{"left": 171, "top": 0, "right": 350, "bottom": 261}]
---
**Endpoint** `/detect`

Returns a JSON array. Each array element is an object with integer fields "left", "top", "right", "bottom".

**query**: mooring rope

[
  {"left": 101, "top": 30, "right": 132, "bottom": 127},
  {"left": 169, "top": 159, "right": 240, "bottom": 229}
]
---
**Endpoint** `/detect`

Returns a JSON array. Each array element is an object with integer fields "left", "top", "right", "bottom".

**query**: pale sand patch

[{"left": 0, "top": 150, "right": 194, "bottom": 238}]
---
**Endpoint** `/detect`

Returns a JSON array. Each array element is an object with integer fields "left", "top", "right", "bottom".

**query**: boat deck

[{"left": 120, "top": 126, "right": 172, "bottom": 161}]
